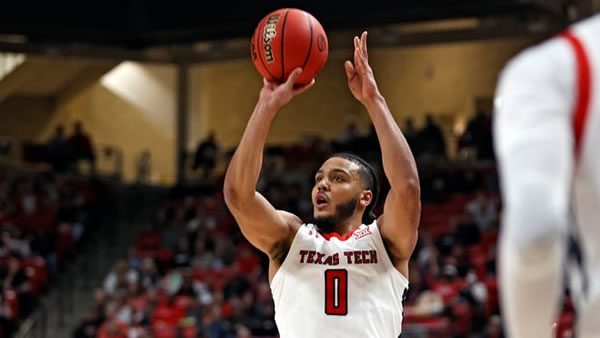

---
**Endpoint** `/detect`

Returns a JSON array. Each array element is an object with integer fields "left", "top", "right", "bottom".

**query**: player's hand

[
  {"left": 259, "top": 68, "right": 315, "bottom": 112},
  {"left": 345, "top": 31, "right": 381, "bottom": 105}
]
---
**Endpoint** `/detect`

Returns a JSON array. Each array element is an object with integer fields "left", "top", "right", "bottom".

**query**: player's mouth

[{"left": 315, "top": 193, "right": 329, "bottom": 210}]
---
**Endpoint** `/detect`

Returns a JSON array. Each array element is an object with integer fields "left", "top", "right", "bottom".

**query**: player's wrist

[
  {"left": 256, "top": 98, "right": 281, "bottom": 119},
  {"left": 362, "top": 91, "right": 385, "bottom": 110}
]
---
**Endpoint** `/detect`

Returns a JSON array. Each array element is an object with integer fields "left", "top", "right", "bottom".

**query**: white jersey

[
  {"left": 495, "top": 13, "right": 600, "bottom": 337},
  {"left": 270, "top": 221, "right": 409, "bottom": 338}
]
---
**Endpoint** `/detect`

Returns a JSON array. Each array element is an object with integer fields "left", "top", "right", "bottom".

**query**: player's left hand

[
  {"left": 345, "top": 31, "right": 380, "bottom": 105},
  {"left": 259, "top": 68, "right": 315, "bottom": 113}
]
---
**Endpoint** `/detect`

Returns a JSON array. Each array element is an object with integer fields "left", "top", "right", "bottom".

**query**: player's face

[{"left": 312, "top": 157, "right": 363, "bottom": 222}]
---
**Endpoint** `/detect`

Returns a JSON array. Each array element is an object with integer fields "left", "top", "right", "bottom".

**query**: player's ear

[{"left": 359, "top": 190, "right": 373, "bottom": 208}]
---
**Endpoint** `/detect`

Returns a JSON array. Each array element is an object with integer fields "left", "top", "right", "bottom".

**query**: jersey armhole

[
  {"left": 270, "top": 224, "right": 310, "bottom": 288},
  {"left": 561, "top": 30, "right": 592, "bottom": 163},
  {"left": 370, "top": 221, "right": 410, "bottom": 288}
]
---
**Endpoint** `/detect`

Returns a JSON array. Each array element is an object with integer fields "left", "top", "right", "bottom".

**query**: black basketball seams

[
  {"left": 301, "top": 12, "right": 314, "bottom": 72},
  {"left": 280, "top": 9, "right": 290, "bottom": 83}
]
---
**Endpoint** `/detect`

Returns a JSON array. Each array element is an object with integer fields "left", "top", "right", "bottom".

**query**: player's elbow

[
  {"left": 223, "top": 182, "right": 244, "bottom": 209},
  {"left": 397, "top": 178, "right": 420, "bottom": 201},
  {"left": 503, "top": 186, "right": 568, "bottom": 254},
  {"left": 400, "top": 178, "right": 421, "bottom": 213}
]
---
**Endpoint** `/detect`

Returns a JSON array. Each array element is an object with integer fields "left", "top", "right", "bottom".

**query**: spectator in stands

[
  {"left": 172, "top": 238, "right": 192, "bottom": 268},
  {"left": 192, "top": 131, "right": 220, "bottom": 179},
  {"left": 104, "top": 259, "right": 138, "bottom": 297},
  {"left": 418, "top": 114, "right": 447, "bottom": 158},
  {"left": 202, "top": 303, "right": 228, "bottom": 338},
  {"left": 73, "top": 307, "right": 103, "bottom": 338},
  {"left": 0, "top": 290, "right": 19, "bottom": 338},
  {"left": 67, "top": 121, "right": 96, "bottom": 174},
  {"left": 466, "top": 190, "right": 497, "bottom": 232},
  {"left": 135, "top": 150, "right": 152, "bottom": 184},
  {"left": 453, "top": 211, "right": 481, "bottom": 247},
  {"left": 138, "top": 258, "right": 160, "bottom": 290},
  {"left": 16, "top": 178, "right": 39, "bottom": 217},
  {"left": 0, "top": 252, "right": 36, "bottom": 318},
  {"left": 458, "top": 109, "right": 494, "bottom": 161},
  {"left": 46, "top": 125, "right": 72, "bottom": 173},
  {"left": 475, "top": 315, "right": 503, "bottom": 338},
  {"left": 97, "top": 301, "right": 128, "bottom": 338}
]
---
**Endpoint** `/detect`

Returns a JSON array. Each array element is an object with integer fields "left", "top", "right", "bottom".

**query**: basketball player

[
  {"left": 224, "top": 32, "right": 420, "bottom": 337},
  {"left": 494, "top": 13, "right": 600, "bottom": 338}
]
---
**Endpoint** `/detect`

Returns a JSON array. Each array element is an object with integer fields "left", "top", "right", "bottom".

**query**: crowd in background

[
  {"left": 68, "top": 112, "right": 560, "bottom": 338},
  {"left": 0, "top": 169, "right": 98, "bottom": 337}
]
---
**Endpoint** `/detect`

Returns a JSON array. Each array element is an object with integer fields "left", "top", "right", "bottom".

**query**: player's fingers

[
  {"left": 293, "top": 79, "right": 315, "bottom": 96},
  {"left": 354, "top": 47, "right": 367, "bottom": 73},
  {"left": 353, "top": 40, "right": 362, "bottom": 71},
  {"left": 263, "top": 78, "right": 272, "bottom": 88},
  {"left": 362, "top": 31, "right": 368, "bottom": 61},
  {"left": 344, "top": 60, "right": 355, "bottom": 79},
  {"left": 285, "top": 68, "right": 303, "bottom": 89}
]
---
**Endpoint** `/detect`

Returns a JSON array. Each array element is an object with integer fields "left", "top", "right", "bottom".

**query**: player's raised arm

[
  {"left": 344, "top": 31, "right": 420, "bottom": 275},
  {"left": 223, "top": 69, "right": 314, "bottom": 256}
]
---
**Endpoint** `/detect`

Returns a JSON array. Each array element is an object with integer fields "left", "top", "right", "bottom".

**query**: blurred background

[{"left": 0, "top": 1, "right": 596, "bottom": 337}]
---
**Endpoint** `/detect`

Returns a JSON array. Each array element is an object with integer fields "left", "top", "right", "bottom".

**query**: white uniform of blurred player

[{"left": 495, "top": 13, "right": 600, "bottom": 338}]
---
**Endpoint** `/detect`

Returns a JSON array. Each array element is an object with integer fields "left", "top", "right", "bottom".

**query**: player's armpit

[
  {"left": 224, "top": 189, "right": 301, "bottom": 257},
  {"left": 377, "top": 180, "right": 421, "bottom": 264}
]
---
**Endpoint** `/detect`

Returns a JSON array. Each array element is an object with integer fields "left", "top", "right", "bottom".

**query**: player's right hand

[{"left": 259, "top": 68, "right": 315, "bottom": 112}]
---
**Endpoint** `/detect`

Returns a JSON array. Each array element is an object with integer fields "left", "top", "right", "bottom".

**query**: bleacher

[{"left": 0, "top": 168, "right": 98, "bottom": 337}]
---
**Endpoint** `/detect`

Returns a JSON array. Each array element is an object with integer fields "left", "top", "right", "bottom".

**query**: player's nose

[{"left": 316, "top": 178, "right": 330, "bottom": 191}]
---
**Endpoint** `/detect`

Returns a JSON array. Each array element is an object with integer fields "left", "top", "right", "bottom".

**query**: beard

[{"left": 314, "top": 196, "right": 358, "bottom": 233}]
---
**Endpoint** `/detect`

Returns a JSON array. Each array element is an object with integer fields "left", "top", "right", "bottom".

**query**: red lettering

[
  {"left": 353, "top": 251, "right": 362, "bottom": 264},
  {"left": 307, "top": 251, "right": 316, "bottom": 264},
  {"left": 343, "top": 251, "right": 353, "bottom": 264},
  {"left": 299, "top": 250, "right": 308, "bottom": 263},
  {"left": 314, "top": 252, "right": 325, "bottom": 264},
  {"left": 370, "top": 250, "right": 377, "bottom": 264},
  {"left": 323, "top": 255, "right": 332, "bottom": 265},
  {"left": 362, "top": 250, "right": 370, "bottom": 264},
  {"left": 332, "top": 253, "right": 339, "bottom": 266},
  {"left": 324, "top": 269, "right": 348, "bottom": 315}
]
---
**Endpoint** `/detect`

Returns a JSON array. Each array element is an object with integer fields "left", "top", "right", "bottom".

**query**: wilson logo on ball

[
  {"left": 317, "top": 35, "right": 326, "bottom": 52},
  {"left": 263, "top": 14, "right": 281, "bottom": 64}
]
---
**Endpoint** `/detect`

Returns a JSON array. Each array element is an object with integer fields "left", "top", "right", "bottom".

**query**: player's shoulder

[
  {"left": 500, "top": 13, "right": 600, "bottom": 84},
  {"left": 500, "top": 35, "right": 571, "bottom": 85},
  {"left": 570, "top": 13, "right": 600, "bottom": 38}
]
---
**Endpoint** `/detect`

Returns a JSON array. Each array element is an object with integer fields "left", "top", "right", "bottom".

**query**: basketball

[{"left": 250, "top": 8, "right": 329, "bottom": 86}]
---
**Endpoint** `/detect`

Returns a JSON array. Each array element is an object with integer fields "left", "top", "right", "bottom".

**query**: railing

[
  {"left": 14, "top": 304, "right": 47, "bottom": 338},
  {"left": 0, "top": 52, "right": 25, "bottom": 81}
]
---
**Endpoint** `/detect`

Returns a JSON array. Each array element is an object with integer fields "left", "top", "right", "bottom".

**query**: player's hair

[{"left": 331, "top": 153, "right": 379, "bottom": 224}]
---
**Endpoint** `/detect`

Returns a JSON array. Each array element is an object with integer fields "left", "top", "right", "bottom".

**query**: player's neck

[{"left": 329, "top": 215, "right": 362, "bottom": 235}]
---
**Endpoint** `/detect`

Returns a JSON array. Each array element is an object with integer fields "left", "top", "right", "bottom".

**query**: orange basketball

[{"left": 250, "top": 8, "right": 328, "bottom": 86}]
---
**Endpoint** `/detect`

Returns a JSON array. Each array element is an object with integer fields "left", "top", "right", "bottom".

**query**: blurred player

[
  {"left": 223, "top": 32, "right": 420, "bottom": 337},
  {"left": 494, "top": 13, "right": 600, "bottom": 338}
]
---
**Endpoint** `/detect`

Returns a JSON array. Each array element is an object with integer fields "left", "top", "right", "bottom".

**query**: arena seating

[
  {"left": 0, "top": 170, "right": 98, "bottom": 337},
  {"left": 74, "top": 135, "right": 574, "bottom": 338}
]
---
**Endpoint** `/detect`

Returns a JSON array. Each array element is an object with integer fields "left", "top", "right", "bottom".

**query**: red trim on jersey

[
  {"left": 321, "top": 226, "right": 361, "bottom": 241},
  {"left": 561, "top": 31, "right": 592, "bottom": 161}
]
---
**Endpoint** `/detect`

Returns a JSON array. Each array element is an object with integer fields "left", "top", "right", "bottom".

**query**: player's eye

[
  {"left": 332, "top": 175, "right": 343, "bottom": 182},
  {"left": 315, "top": 176, "right": 322, "bottom": 183}
]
